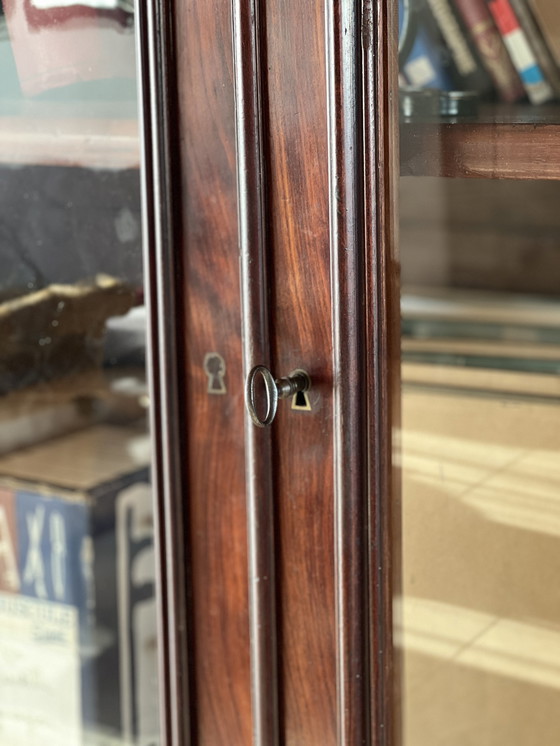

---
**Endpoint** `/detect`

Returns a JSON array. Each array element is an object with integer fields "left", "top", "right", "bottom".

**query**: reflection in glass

[
  {"left": 0, "top": 2, "right": 159, "bottom": 745},
  {"left": 398, "top": 2, "right": 560, "bottom": 744}
]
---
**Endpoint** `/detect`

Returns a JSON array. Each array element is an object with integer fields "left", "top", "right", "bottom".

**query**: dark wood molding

[
  {"left": 175, "top": 1, "right": 252, "bottom": 743},
  {"left": 232, "top": 1, "right": 279, "bottom": 745},
  {"left": 137, "top": 0, "right": 400, "bottom": 743},
  {"left": 326, "top": 1, "right": 400, "bottom": 744},
  {"left": 364, "top": 1, "right": 401, "bottom": 744},
  {"left": 325, "top": 2, "right": 370, "bottom": 744},
  {"left": 136, "top": 1, "right": 192, "bottom": 744},
  {"left": 262, "top": 1, "right": 336, "bottom": 742}
]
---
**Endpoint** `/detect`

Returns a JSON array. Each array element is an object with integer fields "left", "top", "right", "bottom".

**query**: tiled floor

[{"left": 400, "top": 388, "right": 560, "bottom": 745}]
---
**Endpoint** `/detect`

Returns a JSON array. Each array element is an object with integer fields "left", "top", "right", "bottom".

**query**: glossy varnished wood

[
  {"left": 176, "top": 1, "right": 252, "bottom": 744},
  {"left": 325, "top": 2, "right": 370, "bottom": 743},
  {"left": 232, "top": 1, "right": 279, "bottom": 744},
  {"left": 264, "top": 1, "right": 336, "bottom": 744},
  {"left": 401, "top": 119, "right": 560, "bottom": 180},
  {"left": 365, "top": 2, "right": 401, "bottom": 744},
  {"left": 170, "top": 0, "right": 400, "bottom": 744},
  {"left": 136, "top": 1, "right": 191, "bottom": 744},
  {"left": 139, "top": 0, "right": 560, "bottom": 742}
]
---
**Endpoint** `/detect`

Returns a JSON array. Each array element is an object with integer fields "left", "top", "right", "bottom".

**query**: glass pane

[
  {"left": 398, "top": 1, "right": 560, "bottom": 744},
  {"left": 0, "top": 3, "right": 159, "bottom": 745}
]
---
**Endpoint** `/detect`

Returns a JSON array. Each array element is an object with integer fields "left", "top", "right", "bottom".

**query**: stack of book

[{"left": 401, "top": 0, "right": 560, "bottom": 105}]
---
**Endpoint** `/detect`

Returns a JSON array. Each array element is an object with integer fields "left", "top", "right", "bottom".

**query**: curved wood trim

[
  {"left": 363, "top": 1, "right": 401, "bottom": 744},
  {"left": 232, "top": 2, "right": 279, "bottom": 745},
  {"left": 325, "top": 3, "right": 370, "bottom": 744},
  {"left": 136, "top": 1, "right": 192, "bottom": 744},
  {"left": 326, "top": 1, "right": 400, "bottom": 744}
]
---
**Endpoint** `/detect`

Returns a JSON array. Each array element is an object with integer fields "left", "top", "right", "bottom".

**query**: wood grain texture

[
  {"left": 176, "top": 1, "right": 252, "bottom": 744},
  {"left": 365, "top": 2, "right": 402, "bottom": 744},
  {"left": 325, "top": 1, "right": 370, "bottom": 743},
  {"left": 264, "top": 1, "right": 336, "bottom": 744},
  {"left": 232, "top": 1, "right": 279, "bottom": 744},
  {"left": 265, "top": 0, "right": 399, "bottom": 743},
  {"left": 401, "top": 121, "right": 560, "bottom": 180},
  {"left": 169, "top": 1, "right": 401, "bottom": 744}
]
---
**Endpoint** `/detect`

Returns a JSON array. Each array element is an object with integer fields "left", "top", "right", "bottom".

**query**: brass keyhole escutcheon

[
  {"left": 204, "top": 353, "right": 227, "bottom": 395},
  {"left": 245, "top": 366, "right": 311, "bottom": 427}
]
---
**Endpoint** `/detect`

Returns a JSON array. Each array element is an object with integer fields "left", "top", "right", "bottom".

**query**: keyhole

[
  {"left": 203, "top": 353, "right": 227, "bottom": 395},
  {"left": 292, "top": 389, "right": 311, "bottom": 411}
]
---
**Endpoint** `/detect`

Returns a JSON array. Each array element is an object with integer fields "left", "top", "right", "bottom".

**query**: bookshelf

[
  {"left": 400, "top": 105, "right": 560, "bottom": 180},
  {"left": 4, "top": 103, "right": 560, "bottom": 177},
  {"left": 399, "top": 4, "right": 560, "bottom": 743}
]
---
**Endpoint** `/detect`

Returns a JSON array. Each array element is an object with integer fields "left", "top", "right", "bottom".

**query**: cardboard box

[{"left": 0, "top": 423, "right": 158, "bottom": 745}]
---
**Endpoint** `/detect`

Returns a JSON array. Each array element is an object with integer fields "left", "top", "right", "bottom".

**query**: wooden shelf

[
  {"left": 400, "top": 105, "right": 560, "bottom": 180},
  {"left": 0, "top": 101, "right": 139, "bottom": 169}
]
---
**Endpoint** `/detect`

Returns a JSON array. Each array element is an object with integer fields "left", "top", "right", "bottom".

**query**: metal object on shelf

[
  {"left": 400, "top": 87, "right": 480, "bottom": 120},
  {"left": 399, "top": 86, "right": 440, "bottom": 119},
  {"left": 439, "top": 90, "right": 479, "bottom": 118}
]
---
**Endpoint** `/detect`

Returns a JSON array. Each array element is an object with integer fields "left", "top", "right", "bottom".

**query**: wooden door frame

[
  {"left": 137, "top": 0, "right": 401, "bottom": 744},
  {"left": 325, "top": 2, "right": 401, "bottom": 743},
  {"left": 136, "top": 1, "right": 192, "bottom": 744}
]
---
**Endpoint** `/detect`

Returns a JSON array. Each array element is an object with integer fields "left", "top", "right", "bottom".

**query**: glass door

[
  {"left": 397, "top": 1, "right": 560, "bottom": 744},
  {"left": 0, "top": 3, "right": 163, "bottom": 744}
]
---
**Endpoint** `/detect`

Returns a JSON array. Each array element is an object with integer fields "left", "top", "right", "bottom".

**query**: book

[
  {"left": 509, "top": 0, "right": 560, "bottom": 97},
  {"left": 451, "top": 0, "right": 525, "bottom": 101},
  {"left": 400, "top": 0, "right": 455, "bottom": 90},
  {"left": 487, "top": 0, "right": 554, "bottom": 103},
  {"left": 425, "top": 0, "right": 493, "bottom": 93},
  {"left": 527, "top": 0, "right": 560, "bottom": 67},
  {"left": 401, "top": 22, "right": 456, "bottom": 89}
]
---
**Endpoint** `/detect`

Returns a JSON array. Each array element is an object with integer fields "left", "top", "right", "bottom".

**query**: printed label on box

[
  {"left": 0, "top": 592, "right": 81, "bottom": 746},
  {"left": 16, "top": 490, "right": 90, "bottom": 612}
]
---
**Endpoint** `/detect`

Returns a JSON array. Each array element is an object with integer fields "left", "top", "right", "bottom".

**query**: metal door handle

[{"left": 246, "top": 366, "right": 311, "bottom": 427}]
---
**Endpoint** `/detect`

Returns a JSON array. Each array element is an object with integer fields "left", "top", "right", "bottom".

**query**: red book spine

[{"left": 452, "top": 0, "right": 525, "bottom": 101}]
